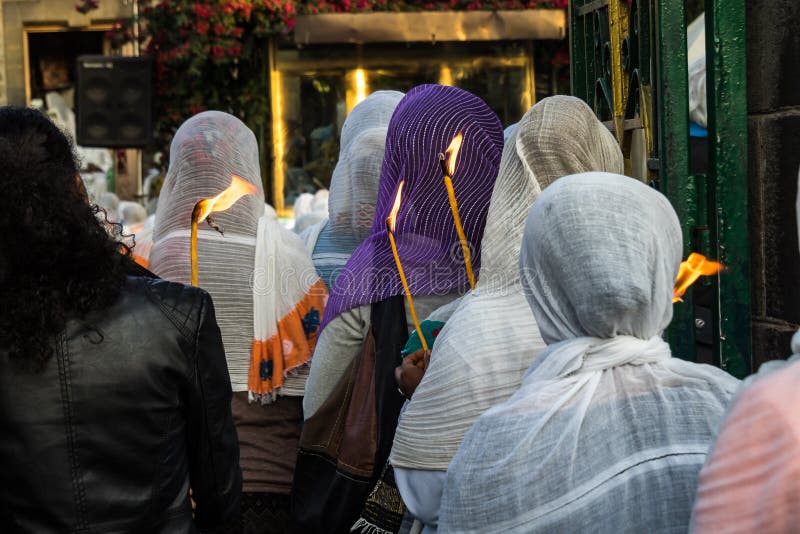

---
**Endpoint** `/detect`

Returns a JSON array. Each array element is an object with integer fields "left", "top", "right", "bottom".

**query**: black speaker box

[{"left": 76, "top": 55, "right": 152, "bottom": 148}]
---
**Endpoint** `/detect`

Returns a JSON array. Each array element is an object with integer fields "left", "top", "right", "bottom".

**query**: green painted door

[{"left": 569, "top": 0, "right": 751, "bottom": 377}]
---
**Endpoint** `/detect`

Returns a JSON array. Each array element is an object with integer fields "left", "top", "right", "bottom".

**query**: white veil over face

[
  {"left": 339, "top": 90, "right": 404, "bottom": 155},
  {"left": 479, "top": 95, "right": 624, "bottom": 285},
  {"left": 327, "top": 89, "right": 403, "bottom": 239},
  {"left": 391, "top": 96, "right": 625, "bottom": 471},
  {"left": 440, "top": 173, "right": 739, "bottom": 533},
  {"left": 304, "top": 90, "right": 404, "bottom": 289},
  {"left": 327, "top": 128, "right": 390, "bottom": 242},
  {"left": 150, "top": 111, "right": 265, "bottom": 391}
]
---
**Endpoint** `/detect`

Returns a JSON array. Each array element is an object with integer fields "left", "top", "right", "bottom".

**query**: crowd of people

[{"left": 0, "top": 83, "right": 798, "bottom": 533}]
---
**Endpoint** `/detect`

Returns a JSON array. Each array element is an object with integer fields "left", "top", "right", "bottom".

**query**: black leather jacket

[{"left": 0, "top": 276, "right": 242, "bottom": 533}]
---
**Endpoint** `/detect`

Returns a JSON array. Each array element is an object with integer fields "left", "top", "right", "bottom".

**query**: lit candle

[
  {"left": 673, "top": 252, "right": 723, "bottom": 303},
  {"left": 386, "top": 181, "right": 429, "bottom": 352},
  {"left": 189, "top": 174, "right": 257, "bottom": 286},
  {"left": 440, "top": 132, "right": 476, "bottom": 289}
]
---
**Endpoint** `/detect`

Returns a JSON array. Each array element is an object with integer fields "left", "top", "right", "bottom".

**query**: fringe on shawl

[{"left": 248, "top": 279, "right": 327, "bottom": 404}]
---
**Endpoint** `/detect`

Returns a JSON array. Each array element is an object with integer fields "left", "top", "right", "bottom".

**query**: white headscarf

[
  {"left": 293, "top": 190, "right": 329, "bottom": 234},
  {"left": 302, "top": 90, "right": 404, "bottom": 289},
  {"left": 391, "top": 96, "right": 624, "bottom": 471},
  {"left": 440, "top": 173, "right": 739, "bottom": 533},
  {"left": 97, "top": 192, "right": 120, "bottom": 223},
  {"left": 151, "top": 112, "right": 264, "bottom": 391},
  {"left": 118, "top": 201, "right": 147, "bottom": 228},
  {"left": 293, "top": 193, "right": 315, "bottom": 220},
  {"left": 151, "top": 112, "right": 325, "bottom": 398}
]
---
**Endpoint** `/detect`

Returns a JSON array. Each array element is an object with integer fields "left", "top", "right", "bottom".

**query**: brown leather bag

[{"left": 290, "top": 296, "right": 408, "bottom": 534}]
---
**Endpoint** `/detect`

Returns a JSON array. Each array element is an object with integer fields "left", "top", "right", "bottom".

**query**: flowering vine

[{"left": 107, "top": 1, "right": 294, "bottom": 164}]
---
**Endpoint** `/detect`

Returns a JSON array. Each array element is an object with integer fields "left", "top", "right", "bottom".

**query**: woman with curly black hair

[{"left": 0, "top": 106, "right": 242, "bottom": 532}]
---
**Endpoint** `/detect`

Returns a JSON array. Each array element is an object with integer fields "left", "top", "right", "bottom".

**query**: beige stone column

[{"left": 0, "top": 1, "right": 7, "bottom": 106}]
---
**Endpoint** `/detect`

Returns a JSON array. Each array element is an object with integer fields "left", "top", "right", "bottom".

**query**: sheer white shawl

[
  {"left": 151, "top": 111, "right": 265, "bottom": 391},
  {"left": 151, "top": 112, "right": 324, "bottom": 397},
  {"left": 440, "top": 173, "right": 739, "bottom": 533}
]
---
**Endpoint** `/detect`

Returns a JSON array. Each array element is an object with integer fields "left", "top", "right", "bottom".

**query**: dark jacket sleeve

[{"left": 185, "top": 291, "right": 242, "bottom": 530}]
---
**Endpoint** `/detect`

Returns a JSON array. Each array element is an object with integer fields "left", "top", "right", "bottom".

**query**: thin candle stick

[
  {"left": 190, "top": 221, "right": 199, "bottom": 286},
  {"left": 443, "top": 174, "right": 476, "bottom": 289},
  {"left": 388, "top": 230, "right": 429, "bottom": 352},
  {"left": 190, "top": 203, "right": 201, "bottom": 286},
  {"left": 440, "top": 133, "right": 475, "bottom": 290}
]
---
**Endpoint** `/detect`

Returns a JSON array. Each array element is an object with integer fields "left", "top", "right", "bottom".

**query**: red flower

[
  {"left": 551, "top": 0, "right": 568, "bottom": 7},
  {"left": 231, "top": 27, "right": 244, "bottom": 37},
  {"left": 192, "top": 4, "right": 213, "bottom": 19},
  {"left": 235, "top": 2, "right": 253, "bottom": 19},
  {"left": 211, "top": 45, "right": 226, "bottom": 59},
  {"left": 214, "top": 23, "right": 226, "bottom": 35},
  {"left": 195, "top": 20, "right": 210, "bottom": 34}
]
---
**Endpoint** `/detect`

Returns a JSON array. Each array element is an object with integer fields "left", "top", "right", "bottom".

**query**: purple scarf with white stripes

[{"left": 321, "top": 84, "right": 503, "bottom": 329}]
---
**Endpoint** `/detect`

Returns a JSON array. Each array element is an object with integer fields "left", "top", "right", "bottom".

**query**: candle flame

[
  {"left": 190, "top": 175, "right": 257, "bottom": 287},
  {"left": 193, "top": 175, "right": 257, "bottom": 224},
  {"left": 673, "top": 253, "right": 723, "bottom": 303},
  {"left": 444, "top": 133, "right": 463, "bottom": 177},
  {"left": 387, "top": 181, "right": 404, "bottom": 233}
]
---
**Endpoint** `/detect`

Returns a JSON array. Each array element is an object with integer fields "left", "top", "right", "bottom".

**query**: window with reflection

[{"left": 271, "top": 40, "right": 566, "bottom": 215}]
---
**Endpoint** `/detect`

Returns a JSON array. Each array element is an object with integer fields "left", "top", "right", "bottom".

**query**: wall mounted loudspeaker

[{"left": 76, "top": 55, "right": 153, "bottom": 148}]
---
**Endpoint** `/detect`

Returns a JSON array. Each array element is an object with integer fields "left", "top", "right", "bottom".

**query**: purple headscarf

[{"left": 321, "top": 84, "right": 503, "bottom": 328}]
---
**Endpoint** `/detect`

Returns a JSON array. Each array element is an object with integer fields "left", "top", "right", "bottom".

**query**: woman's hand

[{"left": 395, "top": 349, "right": 430, "bottom": 400}]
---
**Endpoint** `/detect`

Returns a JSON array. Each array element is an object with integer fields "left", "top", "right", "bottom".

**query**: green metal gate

[{"left": 569, "top": 0, "right": 751, "bottom": 377}]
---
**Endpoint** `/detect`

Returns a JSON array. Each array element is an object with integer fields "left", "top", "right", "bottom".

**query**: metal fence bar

[
  {"left": 705, "top": 0, "right": 751, "bottom": 377},
  {"left": 654, "top": 0, "right": 696, "bottom": 360},
  {"left": 569, "top": 1, "right": 588, "bottom": 99}
]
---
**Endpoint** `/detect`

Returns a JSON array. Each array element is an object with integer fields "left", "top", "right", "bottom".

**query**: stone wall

[{"left": 748, "top": 0, "right": 800, "bottom": 367}]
